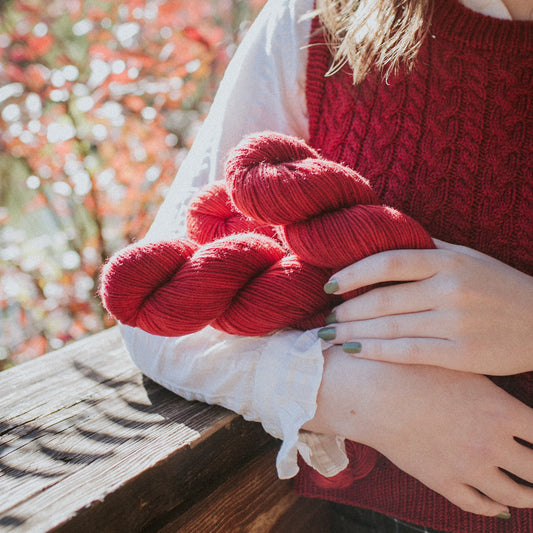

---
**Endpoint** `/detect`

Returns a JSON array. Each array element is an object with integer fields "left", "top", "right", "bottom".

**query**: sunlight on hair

[{"left": 314, "top": 0, "right": 431, "bottom": 84}]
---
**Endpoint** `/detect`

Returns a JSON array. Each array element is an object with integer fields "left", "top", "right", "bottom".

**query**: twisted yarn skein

[
  {"left": 186, "top": 179, "right": 277, "bottom": 244},
  {"left": 101, "top": 232, "right": 334, "bottom": 336},
  {"left": 100, "top": 131, "right": 434, "bottom": 337},
  {"left": 226, "top": 132, "right": 435, "bottom": 270}
]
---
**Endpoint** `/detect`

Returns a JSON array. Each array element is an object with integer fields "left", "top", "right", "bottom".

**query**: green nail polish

[
  {"left": 324, "top": 279, "right": 339, "bottom": 294},
  {"left": 317, "top": 327, "right": 336, "bottom": 341},
  {"left": 325, "top": 311, "right": 337, "bottom": 325},
  {"left": 496, "top": 512, "right": 511, "bottom": 520},
  {"left": 343, "top": 342, "right": 362, "bottom": 354}
]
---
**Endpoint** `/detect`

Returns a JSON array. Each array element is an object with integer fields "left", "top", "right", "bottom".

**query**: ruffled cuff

[{"left": 253, "top": 329, "right": 348, "bottom": 479}]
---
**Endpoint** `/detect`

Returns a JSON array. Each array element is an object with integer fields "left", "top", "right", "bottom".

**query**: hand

[
  {"left": 304, "top": 348, "right": 533, "bottom": 516},
  {"left": 318, "top": 239, "right": 533, "bottom": 375}
]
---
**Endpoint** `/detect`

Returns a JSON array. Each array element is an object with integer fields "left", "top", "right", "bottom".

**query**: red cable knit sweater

[{"left": 294, "top": 1, "right": 533, "bottom": 532}]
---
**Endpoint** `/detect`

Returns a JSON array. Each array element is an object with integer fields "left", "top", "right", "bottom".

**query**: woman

[{"left": 116, "top": 0, "right": 533, "bottom": 530}]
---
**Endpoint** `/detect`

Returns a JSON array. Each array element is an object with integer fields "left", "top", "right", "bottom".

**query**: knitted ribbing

[{"left": 297, "top": 1, "right": 533, "bottom": 532}]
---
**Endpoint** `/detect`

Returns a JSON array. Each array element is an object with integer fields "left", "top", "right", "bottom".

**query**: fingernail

[
  {"left": 343, "top": 342, "right": 362, "bottom": 354},
  {"left": 324, "top": 279, "right": 339, "bottom": 294},
  {"left": 317, "top": 327, "right": 336, "bottom": 341},
  {"left": 496, "top": 512, "right": 511, "bottom": 520},
  {"left": 325, "top": 311, "right": 337, "bottom": 325}
]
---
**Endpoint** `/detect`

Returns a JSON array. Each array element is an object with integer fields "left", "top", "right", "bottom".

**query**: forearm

[
  {"left": 303, "top": 345, "right": 533, "bottom": 516},
  {"left": 302, "top": 346, "right": 373, "bottom": 441},
  {"left": 120, "top": 323, "right": 348, "bottom": 478}
]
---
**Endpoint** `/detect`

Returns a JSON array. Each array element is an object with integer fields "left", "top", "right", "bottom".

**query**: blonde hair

[{"left": 313, "top": 0, "right": 433, "bottom": 84}]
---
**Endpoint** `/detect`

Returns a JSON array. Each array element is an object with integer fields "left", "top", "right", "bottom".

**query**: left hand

[{"left": 318, "top": 239, "right": 533, "bottom": 375}]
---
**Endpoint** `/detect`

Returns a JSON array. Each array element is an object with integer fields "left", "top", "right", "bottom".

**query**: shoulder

[
  {"left": 262, "top": 0, "right": 315, "bottom": 18},
  {"left": 251, "top": 0, "right": 314, "bottom": 46}
]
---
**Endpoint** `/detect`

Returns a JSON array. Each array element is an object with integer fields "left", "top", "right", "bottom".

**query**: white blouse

[{"left": 120, "top": 0, "right": 512, "bottom": 479}]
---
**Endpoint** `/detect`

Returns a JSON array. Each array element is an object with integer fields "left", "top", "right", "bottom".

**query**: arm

[
  {"left": 143, "top": 0, "right": 310, "bottom": 245},
  {"left": 121, "top": 0, "right": 348, "bottom": 479},
  {"left": 304, "top": 346, "right": 533, "bottom": 517}
]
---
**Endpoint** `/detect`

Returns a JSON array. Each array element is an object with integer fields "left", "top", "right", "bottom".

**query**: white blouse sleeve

[{"left": 120, "top": 0, "right": 348, "bottom": 479}]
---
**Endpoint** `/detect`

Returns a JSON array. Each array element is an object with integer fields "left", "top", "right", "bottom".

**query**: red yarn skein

[
  {"left": 226, "top": 132, "right": 435, "bottom": 269},
  {"left": 99, "top": 131, "right": 437, "bottom": 490},
  {"left": 101, "top": 131, "right": 434, "bottom": 339},
  {"left": 226, "top": 132, "right": 380, "bottom": 226},
  {"left": 100, "top": 239, "right": 199, "bottom": 334},
  {"left": 186, "top": 180, "right": 277, "bottom": 244},
  {"left": 100, "top": 233, "right": 337, "bottom": 337},
  {"left": 305, "top": 440, "right": 380, "bottom": 489}
]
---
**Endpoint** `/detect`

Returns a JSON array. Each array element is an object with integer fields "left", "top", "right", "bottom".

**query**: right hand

[{"left": 305, "top": 347, "right": 533, "bottom": 517}]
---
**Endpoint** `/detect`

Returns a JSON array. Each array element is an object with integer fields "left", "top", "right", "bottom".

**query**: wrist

[{"left": 302, "top": 346, "right": 378, "bottom": 444}]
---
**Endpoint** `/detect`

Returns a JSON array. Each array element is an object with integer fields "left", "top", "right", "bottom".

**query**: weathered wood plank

[
  {"left": 0, "top": 327, "right": 274, "bottom": 532},
  {"left": 155, "top": 447, "right": 332, "bottom": 533}
]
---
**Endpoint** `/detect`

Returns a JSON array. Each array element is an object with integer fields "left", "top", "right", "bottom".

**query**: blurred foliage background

[{"left": 0, "top": 0, "right": 266, "bottom": 370}]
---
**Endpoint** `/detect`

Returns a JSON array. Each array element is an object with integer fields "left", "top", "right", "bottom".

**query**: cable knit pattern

[
  {"left": 297, "top": 1, "right": 533, "bottom": 532},
  {"left": 308, "top": 2, "right": 533, "bottom": 276}
]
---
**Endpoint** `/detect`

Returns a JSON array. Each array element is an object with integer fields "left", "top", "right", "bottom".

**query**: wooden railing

[{"left": 0, "top": 327, "right": 331, "bottom": 532}]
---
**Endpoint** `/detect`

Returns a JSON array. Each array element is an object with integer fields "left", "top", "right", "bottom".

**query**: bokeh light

[{"left": 0, "top": 0, "right": 267, "bottom": 369}]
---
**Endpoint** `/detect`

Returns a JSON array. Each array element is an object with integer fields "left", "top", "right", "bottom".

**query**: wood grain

[
  {"left": 0, "top": 327, "right": 330, "bottom": 532},
  {"left": 156, "top": 447, "right": 332, "bottom": 533}
]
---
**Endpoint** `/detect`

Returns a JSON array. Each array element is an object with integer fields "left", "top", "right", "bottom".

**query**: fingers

[
  {"left": 438, "top": 483, "right": 510, "bottom": 517},
  {"left": 326, "top": 249, "right": 444, "bottom": 294},
  {"left": 332, "top": 280, "right": 434, "bottom": 321},
  {"left": 324, "top": 312, "right": 437, "bottom": 341},
  {"left": 321, "top": 313, "right": 445, "bottom": 344},
  {"left": 433, "top": 238, "right": 492, "bottom": 260},
  {"left": 318, "top": 308, "right": 456, "bottom": 367},
  {"left": 476, "top": 467, "right": 533, "bottom": 510},
  {"left": 329, "top": 337, "right": 451, "bottom": 367},
  {"left": 430, "top": 465, "right": 533, "bottom": 516},
  {"left": 502, "top": 438, "right": 533, "bottom": 491}
]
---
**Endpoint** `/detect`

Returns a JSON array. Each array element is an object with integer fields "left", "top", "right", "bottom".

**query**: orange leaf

[
  {"left": 89, "top": 43, "right": 116, "bottom": 60},
  {"left": 14, "top": 335, "right": 48, "bottom": 362},
  {"left": 27, "top": 34, "right": 54, "bottom": 58},
  {"left": 183, "top": 26, "right": 211, "bottom": 49},
  {"left": 25, "top": 64, "right": 48, "bottom": 92},
  {"left": 123, "top": 95, "right": 146, "bottom": 113},
  {"left": 4, "top": 63, "right": 26, "bottom": 83}
]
